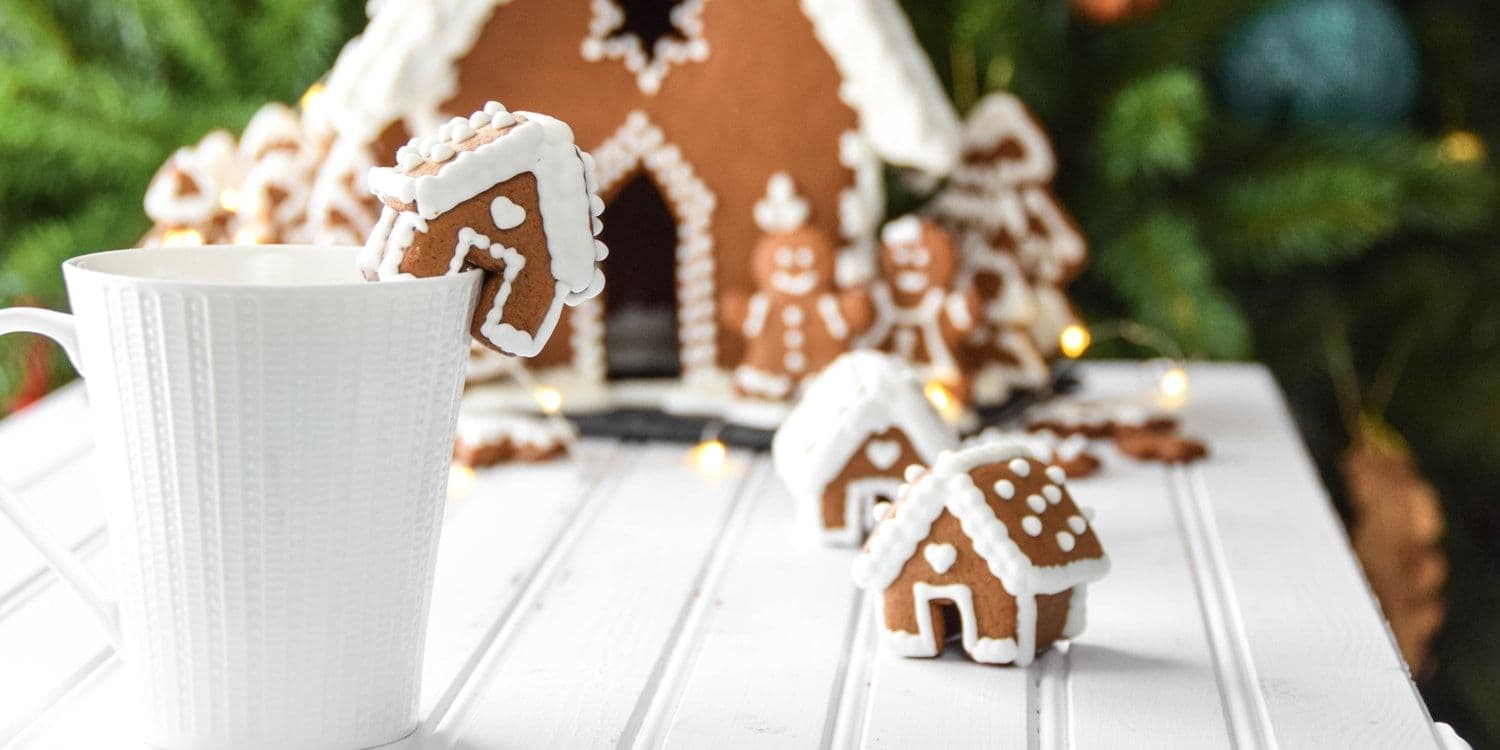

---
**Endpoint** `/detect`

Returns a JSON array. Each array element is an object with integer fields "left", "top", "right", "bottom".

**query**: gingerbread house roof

[
  {"left": 773, "top": 351, "right": 957, "bottom": 500},
  {"left": 366, "top": 105, "right": 606, "bottom": 304},
  {"left": 318, "top": 0, "right": 960, "bottom": 174},
  {"left": 851, "top": 441, "right": 1108, "bottom": 596}
]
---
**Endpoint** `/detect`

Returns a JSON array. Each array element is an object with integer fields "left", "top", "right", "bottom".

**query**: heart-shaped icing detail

[
  {"left": 490, "top": 196, "right": 526, "bottom": 230},
  {"left": 865, "top": 439, "right": 901, "bottom": 470},
  {"left": 923, "top": 542, "right": 957, "bottom": 574}
]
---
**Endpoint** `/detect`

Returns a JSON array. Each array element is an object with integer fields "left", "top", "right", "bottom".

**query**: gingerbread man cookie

[
  {"left": 723, "top": 174, "right": 872, "bottom": 400},
  {"left": 362, "top": 102, "right": 607, "bottom": 357},
  {"left": 863, "top": 216, "right": 981, "bottom": 399}
]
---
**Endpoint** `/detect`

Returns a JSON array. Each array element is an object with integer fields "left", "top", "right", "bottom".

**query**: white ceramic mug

[{"left": 0, "top": 245, "right": 480, "bottom": 749}]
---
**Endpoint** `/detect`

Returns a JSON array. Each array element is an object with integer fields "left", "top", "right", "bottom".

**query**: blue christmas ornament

[{"left": 1220, "top": 0, "right": 1419, "bottom": 126}]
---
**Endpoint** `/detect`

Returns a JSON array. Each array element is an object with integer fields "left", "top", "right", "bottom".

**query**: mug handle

[{"left": 0, "top": 307, "right": 121, "bottom": 649}]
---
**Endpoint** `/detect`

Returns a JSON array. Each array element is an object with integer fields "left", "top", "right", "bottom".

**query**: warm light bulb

[
  {"left": 533, "top": 385, "right": 564, "bottom": 415},
  {"left": 218, "top": 188, "right": 241, "bottom": 213},
  {"left": 1059, "top": 324, "right": 1091, "bottom": 359},
  {"left": 923, "top": 381, "right": 963, "bottom": 424},
  {"left": 232, "top": 226, "right": 263, "bottom": 245},
  {"left": 691, "top": 439, "right": 728, "bottom": 478},
  {"left": 299, "top": 82, "right": 327, "bottom": 113},
  {"left": 447, "top": 464, "right": 476, "bottom": 500},
  {"left": 1438, "top": 130, "right": 1486, "bottom": 164},
  {"left": 162, "top": 228, "right": 204, "bottom": 247},
  {"left": 1159, "top": 366, "right": 1189, "bottom": 400}
]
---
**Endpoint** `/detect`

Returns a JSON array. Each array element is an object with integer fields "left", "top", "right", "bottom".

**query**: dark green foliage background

[{"left": 1, "top": 0, "right": 1496, "bottom": 742}]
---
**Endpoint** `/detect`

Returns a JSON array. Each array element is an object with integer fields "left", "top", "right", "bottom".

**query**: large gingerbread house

[
  {"left": 316, "top": 0, "right": 961, "bottom": 398},
  {"left": 851, "top": 442, "right": 1109, "bottom": 666}
]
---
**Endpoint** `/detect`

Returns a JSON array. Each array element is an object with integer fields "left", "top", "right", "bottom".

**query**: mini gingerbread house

[
  {"left": 362, "top": 103, "right": 607, "bottom": 357},
  {"left": 852, "top": 442, "right": 1109, "bottom": 666},
  {"left": 772, "top": 351, "right": 957, "bottom": 546},
  {"left": 318, "top": 0, "right": 961, "bottom": 396}
]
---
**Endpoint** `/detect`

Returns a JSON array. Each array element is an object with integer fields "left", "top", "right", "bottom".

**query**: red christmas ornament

[{"left": 1071, "top": 0, "right": 1163, "bottom": 24}]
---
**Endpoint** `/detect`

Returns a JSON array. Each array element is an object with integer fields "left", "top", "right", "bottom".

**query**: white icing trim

[
  {"left": 580, "top": 0, "right": 709, "bottom": 96},
  {"left": 837, "top": 130, "right": 883, "bottom": 279},
  {"left": 591, "top": 110, "right": 719, "bottom": 382},
  {"left": 773, "top": 351, "right": 957, "bottom": 503},
  {"left": 320, "top": 0, "right": 513, "bottom": 145},
  {"left": 799, "top": 0, "right": 960, "bottom": 174},
  {"left": 840, "top": 476, "right": 902, "bottom": 545},
  {"left": 886, "top": 582, "right": 1027, "bottom": 665},
  {"left": 949, "top": 93, "right": 1056, "bottom": 189},
  {"left": 368, "top": 113, "right": 602, "bottom": 304}
]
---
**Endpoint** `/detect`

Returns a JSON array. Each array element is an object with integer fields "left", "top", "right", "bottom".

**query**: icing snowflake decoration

[{"left": 581, "top": 0, "right": 709, "bottom": 95}]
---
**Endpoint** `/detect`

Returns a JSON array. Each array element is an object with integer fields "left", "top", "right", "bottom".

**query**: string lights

[
  {"left": 1055, "top": 320, "right": 1191, "bottom": 404},
  {"left": 923, "top": 381, "right": 964, "bottom": 424}
]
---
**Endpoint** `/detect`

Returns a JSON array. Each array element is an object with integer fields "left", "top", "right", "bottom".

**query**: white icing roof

[
  {"left": 949, "top": 92, "right": 1056, "bottom": 189},
  {"left": 772, "top": 351, "right": 958, "bottom": 500},
  {"left": 851, "top": 441, "right": 1109, "bottom": 596},
  {"left": 319, "top": 0, "right": 960, "bottom": 174},
  {"left": 368, "top": 112, "right": 605, "bottom": 303}
]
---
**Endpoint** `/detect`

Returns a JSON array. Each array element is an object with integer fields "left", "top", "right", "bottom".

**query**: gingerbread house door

[{"left": 586, "top": 112, "right": 718, "bottom": 384}]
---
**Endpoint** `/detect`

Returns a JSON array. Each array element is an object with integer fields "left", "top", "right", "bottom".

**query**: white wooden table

[{"left": 0, "top": 363, "right": 1463, "bottom": 749}]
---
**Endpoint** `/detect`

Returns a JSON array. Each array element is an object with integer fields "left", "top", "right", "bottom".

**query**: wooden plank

[
  {"left": 1062, "top": 365, "right": 1233, "bottom": 748},
  {"left": 858, "top": 647, "right": 1029, "bottom": 749},
  {"left": 0, "top": 382, "right": 89, "bottom": 487},
  {"left": 420, "top": 440, "right": 623, "bottom": 721},
  {"left": 5, "top": 442, "right": 625, "bottom": 747},
  {"left": 0, "top": 545, "right": 115, "bottom": 745},
  {"left": 644, "top": 466, "right": 865, "bottom": 750},
  {"left": 1180, "top": 365, "right": 1443, "bottom": 748},
  {"left": 0, "top": 460, "right": 108, "bottom": 612},
  {"left": 429, "top": 444, "right": 762, "bottom": 749}
]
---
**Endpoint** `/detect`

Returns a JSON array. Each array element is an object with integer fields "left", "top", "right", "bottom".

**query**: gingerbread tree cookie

[
  {"left": 142, "top": 130, "right": 243, "bottom": 244},
  {"left": 932, "top": 93, "right": 1088, "bottom": 399},
  {"left": 363, "top": 101, "right": 607, "bottom": 357},
  {"left": 722, "top": 174, "right": 872, "bottom": 400},
  {"left": 863, "top": 216, "right": 980, "bottom": 400},
  {"left": 852, "top": 442, "right": 1110, "bottom": 666}
]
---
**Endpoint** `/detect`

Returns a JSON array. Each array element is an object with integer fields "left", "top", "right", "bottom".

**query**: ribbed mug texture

[{"left": 63, "top": 263, "right": 476, "bottom": 749}]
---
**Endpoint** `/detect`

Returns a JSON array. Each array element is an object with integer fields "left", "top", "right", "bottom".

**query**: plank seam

[
  {"left": 1032, "top": 643, "right": 1072, "bottom": 750},
  {"left": 0, "top": 526, "right": 108, "bottom": 620},
  {"left": 417, "top": 442, "right": 629, "bottom": 745},
  {"left": 1168, "top": 466, "right": 1279, "bottom": 750},
  {"left": 822, "top": 592, "right": 878, "bottom": 750},
  {"left": 621, "top": 460, "right": 774, "bottom": 749},
  {"left": 0, "top": 648, "right": 115, "bottom": 748}
]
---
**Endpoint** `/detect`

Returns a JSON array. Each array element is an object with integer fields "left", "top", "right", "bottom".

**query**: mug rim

[{"left": 62, "top": 245, "right": 481, "bottom": 290}]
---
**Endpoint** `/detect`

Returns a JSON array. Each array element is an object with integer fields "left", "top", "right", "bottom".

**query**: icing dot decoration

[
  {"left": 1042, "top": 485, "right": 1063, "bottom": 504},
  {"left": 1046, "top": 466, "right": 1067, "bottom": 484},
  {"left": 1056, "top": 531, "right": 1076, "bottom": 552},
  {"left": 1022, "top": 516, "right": 1043, "bottom": 537},
  {"left": 1067, "top": 515, "right": 1087, "bottom": 534},
  {"left": 1027, "top": 494, "right": 1047, "bottom": 513},
  {"left": 1008, "top": 458, "right": 1031, "bottom": 477},
  {"left": 994, "top": 479, "right": 1015, "bottom": 499}
]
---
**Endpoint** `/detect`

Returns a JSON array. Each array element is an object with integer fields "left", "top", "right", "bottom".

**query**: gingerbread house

[
  {"left": 318, "top": 0, "right": 961, "bottom": 399},
  {"left": 851, "top": 442, "right": 1109, "bottom": 666},
  {"left": 362, "top": 103, "right": 607, "bottom": 357},
  {"left": 772, "top": 351, "right": 957, "bottom": 546}
]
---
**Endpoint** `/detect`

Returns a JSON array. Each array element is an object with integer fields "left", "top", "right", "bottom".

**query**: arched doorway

[{"left": 600, "top": 173, "right": 681, "bottom": 379}]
